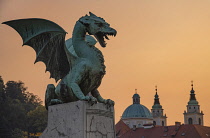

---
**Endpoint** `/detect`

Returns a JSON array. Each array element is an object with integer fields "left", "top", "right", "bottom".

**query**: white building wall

[
  {"left": 187, "top": 105, "right": 200, "bottom": 113},
  {"left": 184, "top": 113, "right": 203, "bottom": 125},
  {"left": 122, "top": 118, "right": 153, "bottom": 128},
  {"left": 153, "top": 117, "right": 167, "bottom": 126}
]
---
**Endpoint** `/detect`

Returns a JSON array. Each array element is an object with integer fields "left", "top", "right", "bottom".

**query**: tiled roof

[
  {"left": 194, "top": 125, "right": 210, "bottom": 137},
  {"left": 116, "top": 121, "right": 210, "bottom": 138},
  {"left": 115, "top": 120, "right": 130, "bottom": 137}
]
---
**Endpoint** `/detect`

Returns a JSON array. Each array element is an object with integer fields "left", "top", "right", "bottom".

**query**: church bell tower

[
  {"left": 151, "top": 86, "right": 167, "bottom": 126},
  {"left": 183, "top": 81, "right": 204, "bottom": 125}
]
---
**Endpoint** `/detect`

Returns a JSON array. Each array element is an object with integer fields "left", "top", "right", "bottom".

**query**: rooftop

[{"left": 116, "top": 121, "right": 210, "bottom": 138}]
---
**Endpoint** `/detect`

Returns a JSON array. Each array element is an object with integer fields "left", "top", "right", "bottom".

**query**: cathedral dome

[
  {"left": 122, "top": 92, "right": 152, "bottom": 119},
  {"left": 122, "top": 104, "right": 152, "bottom": 119}
]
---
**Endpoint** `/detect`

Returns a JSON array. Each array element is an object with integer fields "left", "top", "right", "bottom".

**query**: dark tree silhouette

[{"left": 0, "top": 76, "right": 47, "bottom": 138}]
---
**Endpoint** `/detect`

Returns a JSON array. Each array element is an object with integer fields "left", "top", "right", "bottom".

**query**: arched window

[
  {"left": 162, "top": 121, "right": 164, "bottom": 126},
  {"left": 199, "top": 118, "right": 201, "bottom": 125},
  {"left": 153, "top": 121, "right": 156, "bottom": 126},
  {"left": 188, "top": 118, "right": 193, "bottom": 124}
]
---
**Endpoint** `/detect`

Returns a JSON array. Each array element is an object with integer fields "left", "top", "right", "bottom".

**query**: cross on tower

[
  {"left": 191, "top": 80, "right": 194, "bottom": 87},
  {"left": 135, "top": 89, "right": 137, "bottom": 94}
]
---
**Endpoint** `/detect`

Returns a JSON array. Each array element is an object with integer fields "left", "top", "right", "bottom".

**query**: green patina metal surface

[
  {"left": 3, "top": 12, "right": 117, "bottom": 109},
  {"left": 122, "top": 104, "right": 153, "bottom": 119}
]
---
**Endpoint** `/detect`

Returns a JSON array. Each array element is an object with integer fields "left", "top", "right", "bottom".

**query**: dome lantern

[
  {"left": 122, "top": 89, "right": 152, "bottom": 119},
  {"left": 133, "top": 89, "right": 140, "bottom": 104}
]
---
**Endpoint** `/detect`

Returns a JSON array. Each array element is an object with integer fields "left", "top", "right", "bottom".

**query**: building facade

[
  {"left": 183, "top": 82, "right": 204, "bottom": 125},
  {"left": 121, "top": 88, "right": 167, "bottom": 129},
  {"left": 116, "top": 82, "right": 207, "bottom": 138},
  {"left": 151, "top": 86, "right": 167, "bottom": 126},
  {"left": 121, "top": 91, "right": 153, "bottom": 129}
]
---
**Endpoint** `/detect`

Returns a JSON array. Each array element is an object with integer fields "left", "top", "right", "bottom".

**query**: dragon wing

[{"left": 2, "top": 18, "right": 70, "bottom": 82}]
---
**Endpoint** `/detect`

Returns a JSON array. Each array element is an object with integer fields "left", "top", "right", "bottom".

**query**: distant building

[
  {"left": 121, "top": 89, "right": 153, "bottom": 129},
  {"left": 116, "top": 121, "right": 210, "bottom": 138},
  {"left": 120, "top": 87, "right": 167, "bottom": 129},
  {"left": 151, "top": 86, "right": 167, "bottom": 126},
  {"left": 116, "top": 83, "right": 210, "bottom": 138},
  {"left": 183, "top": 81, "right": 204, "bottom": 125}
]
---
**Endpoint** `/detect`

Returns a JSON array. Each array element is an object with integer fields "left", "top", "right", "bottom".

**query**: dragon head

[{"left": 79, "top": 12, "right": 117, "bottom": 47}]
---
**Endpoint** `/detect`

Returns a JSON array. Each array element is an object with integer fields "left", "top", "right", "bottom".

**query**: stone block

[{"left": 40, "top": 101, "right": 115, "bottom": 138}]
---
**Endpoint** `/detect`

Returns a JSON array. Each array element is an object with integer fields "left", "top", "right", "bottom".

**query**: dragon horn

[{"left": 89, "top": 12, "right": 97, "bottom": 17}]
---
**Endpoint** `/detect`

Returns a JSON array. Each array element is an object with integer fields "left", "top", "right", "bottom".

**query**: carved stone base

[{"left": 40, "top": 101, "right": 115, "bottom": 138}]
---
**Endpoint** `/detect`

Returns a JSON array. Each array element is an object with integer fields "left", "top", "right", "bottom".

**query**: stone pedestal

[{"left": 40, "top": 101, "right": 115, "bottom": 138}]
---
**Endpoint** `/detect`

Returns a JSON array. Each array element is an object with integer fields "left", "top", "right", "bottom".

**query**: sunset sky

[{"left": 0, "top": 0, "right": 210, "bottom": 126}]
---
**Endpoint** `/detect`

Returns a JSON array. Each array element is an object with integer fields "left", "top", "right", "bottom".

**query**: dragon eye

[{"left": 96, "top": 23, "right": 103, "bottom": 27}]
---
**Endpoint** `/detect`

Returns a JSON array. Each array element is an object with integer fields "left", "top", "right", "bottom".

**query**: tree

[
  {"left": 5, "top": 81, "right": 26, "bottom": 103},
  {"left": 24, "top": 91, "right": 42, "bottom": 112},
  {"left": 0, "top": 76, "right": 47, "bottom": 137},
  {"left": 11, "top": 128, "right": 24, "bottom": 138},
  {"left": 0, "top": 76, "right": 12, "bottom": 137},
  {"left": 27, "top": 106, "right": 47, "bottom": 134},
  {"left": 0, "top": 76, "right": 5, "bottom": 102},
  {"left": 5, "top": 80, "right": 42, "bottom": 112},
  {"left": 7, "top": 99, "right": 28, "bottom": 131}
]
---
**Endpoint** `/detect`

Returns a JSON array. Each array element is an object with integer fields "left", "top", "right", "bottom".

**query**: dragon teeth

[{"left": 105, "top": 35, "right": 109, "bottom": 40}]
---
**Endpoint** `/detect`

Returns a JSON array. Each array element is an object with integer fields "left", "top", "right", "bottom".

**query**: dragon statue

[{"left": 3, "top": 12, "right": 117, "bottom": 109}]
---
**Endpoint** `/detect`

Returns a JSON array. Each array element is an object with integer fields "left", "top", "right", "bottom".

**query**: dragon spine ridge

[{"left": 2, "top": 12, "right": 117, "bottom": 108}]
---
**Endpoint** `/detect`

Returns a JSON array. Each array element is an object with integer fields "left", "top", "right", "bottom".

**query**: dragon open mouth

[{"left": 94, "top": 31, "right": 116, "bottom": 47}]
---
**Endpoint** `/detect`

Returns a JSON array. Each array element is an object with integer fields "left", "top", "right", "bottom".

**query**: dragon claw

[
  {"left": 104, "top": 99, "right": 115, "bottom": 108},
  {"left": 82, "top": 96, "right": 98, "bottom": 105},
  {"left": 4, "top": 15, "right": 117, "bottom": 110}
]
